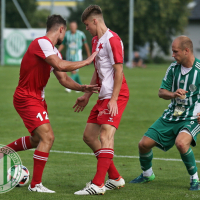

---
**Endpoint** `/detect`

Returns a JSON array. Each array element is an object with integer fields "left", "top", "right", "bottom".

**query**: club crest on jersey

[
  {"left": 98, "top": 43, "right": 103, "bottom": 51},
  {"left": 189, "top": 84, "right": 197, "bottom": 92}
]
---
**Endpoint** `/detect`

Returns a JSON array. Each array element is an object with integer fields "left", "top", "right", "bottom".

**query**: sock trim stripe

[
  {"left": 139, "top": 150, "right": 153, "bottom": 157},
  {"left": 33, "top": 154, "right": 48, "bottom": 161},
  {"left": 22, "top": 137, "right": 27, "bottom": 150},
  {"left": 94, "top": 150, "right": 114, "bottom": 157},
  {"left": 184, "top": 148, "right": 192, "bottom": 156}
]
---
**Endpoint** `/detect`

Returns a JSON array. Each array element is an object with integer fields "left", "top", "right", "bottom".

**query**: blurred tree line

[
  {"left": 0, "top": 0, "right": 50, "bottom": 28},
  {"left": 68, "top": 0, "right": 192, "bottom": 60},
  {"left": 0, "top": 0, "right": 192, "bottom": 60}
]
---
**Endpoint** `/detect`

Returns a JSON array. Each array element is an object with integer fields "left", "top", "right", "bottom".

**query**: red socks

[
  {"left": 92, "top": 148, "right": 114, "bottom": 186},
  {"left": 31, "top": 150, "right": 49, "bottom": 188},
  {"left": 7, "top": 136, "right": 32, "bottom": 152},
  {"left": 107, "top": 160, "right": 120, "bottom": 179},
  {"left": 94, "top": 148, "right": 120, "bottom": 180}
]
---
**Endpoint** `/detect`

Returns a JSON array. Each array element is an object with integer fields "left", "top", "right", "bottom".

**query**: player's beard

[{"left": 56, "top": 39, "right": 62, "bottom": 45}]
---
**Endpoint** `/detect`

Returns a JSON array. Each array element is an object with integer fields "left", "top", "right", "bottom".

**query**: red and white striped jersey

[
  {"left": 14, "top": 36, "right": 62, "bottom": 101},
  {"left": 92, "top": 29, "right": 129, "bottom": 100}
]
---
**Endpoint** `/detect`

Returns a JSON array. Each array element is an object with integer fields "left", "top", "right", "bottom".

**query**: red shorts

[
  {"left": 13, "top": 97, "right": 50, "bottom": 135},
  {"left": 87, "top": 98, "right": 128, "bottom": 129}
]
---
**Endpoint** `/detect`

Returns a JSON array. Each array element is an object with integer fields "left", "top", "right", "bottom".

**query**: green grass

[{"left": 0, "top": 64, "right": 200, "bottom": 199}]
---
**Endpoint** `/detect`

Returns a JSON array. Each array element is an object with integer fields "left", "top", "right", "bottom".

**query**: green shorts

[{"left": 144, "top": 117, "right": 200, "bottom": 151}]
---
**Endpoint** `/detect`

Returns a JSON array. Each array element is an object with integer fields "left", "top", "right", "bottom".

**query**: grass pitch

[{"left": 0, "top": 64, "right": 200, "bottom": 200}]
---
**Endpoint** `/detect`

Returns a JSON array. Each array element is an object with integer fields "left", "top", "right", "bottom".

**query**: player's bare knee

[
  {"left": 48, "top": 134, "right": 55, "bottom": 144},
  {"left": 83, "top": 135, "right": 90, "bottom": 144},
  {"left": 138, "top": 140, "right": 150, "bottom": 152},
  {"left": 41, "top": 133, "right": 55, "bottom": 145},
  {"left": 99, "top": 133, "right": 113, "bottom": 145},
  {"left": 175, "top": 140, "right": 186, "bottom": 152}
]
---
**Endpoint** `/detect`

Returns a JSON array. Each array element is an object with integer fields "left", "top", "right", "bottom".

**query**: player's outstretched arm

[
  {"left": 54, "top": 70, "right": 99, "bottom": 92},
  {"left": 45, "top": 51, "right": 98, "bottom": 72},
  {"left": 73, "top": 71, "right": 98, "bottom": 112},
  {"left": 73, "top": 95, "right": 90, "bottom": 112}
]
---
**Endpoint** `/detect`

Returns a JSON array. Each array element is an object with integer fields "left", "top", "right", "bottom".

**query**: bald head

[
  {"left": 174, "top": 35, "right": 193, "bottom": 53},
  {"left": 172, "top": 35, "right": 195, "bottom": 66}
]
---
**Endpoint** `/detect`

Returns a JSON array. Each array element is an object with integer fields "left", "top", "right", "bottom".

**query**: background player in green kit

[
  {"left": 130, "top": 35, "right": 200, "bottom": 191},
  {"left": 58, "top": 21, "right": 91, "bottom": 92}
]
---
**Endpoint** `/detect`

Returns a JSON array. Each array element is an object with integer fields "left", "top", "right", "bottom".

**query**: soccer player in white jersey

[
  {"left": 2, "top": 15, "right": 98, "bottom": 193},
  {"left": 130, "top": 35, "right": 200, "bottom": 191},
  {"left": 73, "top": 5, "right": 129, "bottom": 195}
]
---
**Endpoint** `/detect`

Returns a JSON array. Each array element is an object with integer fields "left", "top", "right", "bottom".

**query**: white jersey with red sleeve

[
  {"left": 92, "top": 29, "right": 129, "bottom": 100},
  {"left": 14, "top": 36, "right": 62, "bottom": 101}
]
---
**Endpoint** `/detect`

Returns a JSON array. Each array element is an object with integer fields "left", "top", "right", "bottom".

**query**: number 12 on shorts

[{"left": 36, "top": 111, "right": 49, "bottom": 121}]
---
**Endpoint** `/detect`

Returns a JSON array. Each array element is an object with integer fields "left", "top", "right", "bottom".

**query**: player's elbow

[
  {"left": 54, "top": 61, "right": 66, "bottom": 72},
  {"left": 158, "top": 88, "right": 163, "bottom": 98}
]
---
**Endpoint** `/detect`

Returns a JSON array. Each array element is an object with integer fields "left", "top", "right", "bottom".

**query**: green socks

[
  {"left": 139, "top": 150, "right": 153, "bottom": 171},
  {"left": 181, "top": 147, "right": 197, "bottom": 176}
]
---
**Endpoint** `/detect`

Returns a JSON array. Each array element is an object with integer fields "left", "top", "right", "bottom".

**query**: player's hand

[
  {"left": 197, "top": 113, "right": 200, "bottom": 124},
  {"left": 85, "top": 51, "right": 98, "bottom": 65},
  {"left": 73, "top": 96, "right": 89, "bottom": 112},
  {"left": 107, "top": 99, "right": 118, "bottom": 117},
  {"left": 173, "top": 89, "right": 188, "bottom": 99},
  {"left": 81, "top": 84, "right": 99, "bottom": 93}
]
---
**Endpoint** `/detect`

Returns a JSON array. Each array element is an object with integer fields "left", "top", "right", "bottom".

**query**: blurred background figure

[
  {"left": 58, "top": 21, "right": 91, "bottom": 93},
  {"left": 133, "top": 51, "right": 146, "bottom": 68}
]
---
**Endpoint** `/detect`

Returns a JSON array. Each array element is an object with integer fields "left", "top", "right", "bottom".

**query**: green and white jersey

[
  {"left": 160, "top": 58, "right": 200, "bottom": 121},
  {"left": 62, "top": 30, "right": 87, "bottom": 61}
]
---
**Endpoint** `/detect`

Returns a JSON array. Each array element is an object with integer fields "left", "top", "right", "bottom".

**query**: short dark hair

[
  {"left": 46, "top": 15, "right": 66, "bottom": 32},
  {"left": 81, "top": 5, "right": 103, "bottom": 22}
]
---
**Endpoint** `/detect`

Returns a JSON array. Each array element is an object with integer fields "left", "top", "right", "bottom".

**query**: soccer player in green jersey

[
  {"left": 130, "top": 35, "right": 200, "bottom": 190},
  {"left": 58, "top": 21, "right": 91, "bottom": 92}
]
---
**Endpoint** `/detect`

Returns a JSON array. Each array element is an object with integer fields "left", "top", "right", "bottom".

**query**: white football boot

[
  {"left": 74, "top": 181, "right": 105, "bottom": 195},
  {"left": 28, "top": 183, "right": 55, "bottom": 193},
  {"left": 105, "top": 176, "right": 125, "bottom": 190}
]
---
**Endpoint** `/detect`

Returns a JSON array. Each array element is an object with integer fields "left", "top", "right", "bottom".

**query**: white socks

[
  {"left": 190, "top": 172, "right": 199, "bottom": 182},
  {"left": 143, "top": 167, "right": 153, "bottom": 177}
]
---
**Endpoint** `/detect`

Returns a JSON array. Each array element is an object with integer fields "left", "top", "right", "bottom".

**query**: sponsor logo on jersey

[{"left": 176, "top": 97, "right": 188, "bottom": 105}]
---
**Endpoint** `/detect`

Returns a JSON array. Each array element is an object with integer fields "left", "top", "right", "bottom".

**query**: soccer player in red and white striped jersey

[
  {"left": 3, "top": 15, "right": 98, "bottom": 193},
  {"left": 73, "top": 5, "right": 129, "bottom": 195}
]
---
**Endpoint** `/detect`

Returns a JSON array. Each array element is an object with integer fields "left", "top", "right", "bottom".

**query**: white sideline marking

[{"left": 29, "top": 149, "right": 200, "bottom": 163}]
